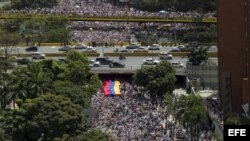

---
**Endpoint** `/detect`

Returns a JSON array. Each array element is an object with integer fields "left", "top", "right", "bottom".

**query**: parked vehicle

[
  {"left": 109, "top": 62, "right": 125, "bottom": 68},
  {"left": 32, "top": 52, "right": 45, "bottom": 59},
  {"left": 25, "top": 46, "right": 38, "bottom": 52}
]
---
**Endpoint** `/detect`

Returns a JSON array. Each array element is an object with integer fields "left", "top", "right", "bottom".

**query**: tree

[
  {"left": 11, "top": 0, "right": 57, "bottom": 9},
  {"left": 21, "top": 63, "right": 52, "bottom": 99},
  {"left": 0, "top": 31, "right": 21, "bottom": 72},
  {"left": 0, "top": 94, "right": 88, "bottom": 141},
  {"left": 133, "top": 61, "right": 176, "bottom": 98},
  {"left": 187, "top": 46, "right": 209, "bottom": 66},
  {"left": 52, "top": 80, "right": 92, "bottom": 108},
  {"left": 175, "top": 95, "right": 210, "bottom": 141},
  {"left": 225, "top": 115, "right": 250, "bottom": 125},
  {"left": 58, "top": 129, "right": 114, "bottom": 141},
  {"left": 64, "top": 51, "right": 90, "bottom": 85}
]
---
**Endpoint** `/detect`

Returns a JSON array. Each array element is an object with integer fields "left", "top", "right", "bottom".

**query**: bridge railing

[{"left": 0, "top": 13, "right": 217, "bottom": 23}]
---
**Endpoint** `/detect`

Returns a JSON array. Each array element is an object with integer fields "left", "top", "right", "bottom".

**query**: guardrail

[
  {"left": 0, "top": 13, "right": 217, "bottom": 23},
  {"left": 90, "top": 65, "right": 186, "bottom": 76},
  {"left": 13, "top": 52, "right": 100, "bottom": 57}
]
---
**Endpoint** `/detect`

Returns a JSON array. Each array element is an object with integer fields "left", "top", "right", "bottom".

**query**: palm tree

[
  {"left": 0, "top": 73, "right": 13, "bottom": 109},
  {"left": 22, "top": 63, "right": 52, "bottom": 98},
  {"left": 175, "top": 95, "right": 209, "bottom": 141}
]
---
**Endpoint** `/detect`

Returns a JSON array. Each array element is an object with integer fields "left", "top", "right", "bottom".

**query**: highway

[{"left": 2, "top": 46, "right": 218, "bottom": 75}]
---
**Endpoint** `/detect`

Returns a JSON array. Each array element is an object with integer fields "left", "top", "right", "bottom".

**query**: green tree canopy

[
  {"left": 187, "top": 46, "right": 209, "bottom": 66},
  {"left": 133, "top": 61, "right": 176, "bottom": 98},
  {"left": 11, "top": 0, "right": 57, "bottom": 9},
  {"left": 0, "top": 94, "right": 88, "bottom": 141}
]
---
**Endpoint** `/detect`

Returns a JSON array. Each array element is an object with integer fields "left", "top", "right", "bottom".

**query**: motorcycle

[{"left": 119, "top": 55, "right": 126, "bottom": 60}]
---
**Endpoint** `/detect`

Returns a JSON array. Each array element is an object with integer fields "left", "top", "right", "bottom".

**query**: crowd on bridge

[
  {"left": 5, "top": 0, "right": 215, "bottom": 18},
  {"left": 91, "top": 81, "right": 217, "bottom": 141}
]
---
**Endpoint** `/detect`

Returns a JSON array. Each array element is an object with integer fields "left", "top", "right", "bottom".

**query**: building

[{"left": 217, "top": 0, "right": 250, "bottom": 117}]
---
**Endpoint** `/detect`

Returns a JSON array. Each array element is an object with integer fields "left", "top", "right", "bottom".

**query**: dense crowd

[
  {"left": 91, "top": 81, "right": 172, "bottom": 140},
  {"left": 205, "top": 96, "right": 223, "bottom": 128},
  {"left": 5, "top": 0, "right": 215, "bottom": 18},
  {"left": 91, "top": 81, "right": 217, "bottom": 141}
]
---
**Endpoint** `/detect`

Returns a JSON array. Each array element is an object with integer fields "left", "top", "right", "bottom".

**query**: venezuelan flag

[{"left": 103, "top": 80, "right": 121, "bottom": 96}]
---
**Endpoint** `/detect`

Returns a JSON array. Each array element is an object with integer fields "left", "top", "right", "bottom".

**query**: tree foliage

[
  {"left": 133, "top": 61, "right": 176, "bottom": 98},
  {"left": 0, "top": 94, "right": 88, "bottom": 141},
  {"left": 175, "top": 95, "right": 210, "bottom": 141},
  {"left": 225, "top": 115, "right": 250, "bottom": 125},
  {"left": 187, "top": 46, "right": 209, "bottom": 66},
  {"left": 11, "top": 0, "right": 57, "bottom": 9}
]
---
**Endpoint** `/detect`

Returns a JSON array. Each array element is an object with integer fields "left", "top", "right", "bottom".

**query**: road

[{"left": 3, "top": 46, "right": 218, "bottom": 75}]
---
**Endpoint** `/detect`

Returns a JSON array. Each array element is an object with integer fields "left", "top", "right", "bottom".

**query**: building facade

[{"left": 218, "top": 0, "right": 250, "bottom": 117}]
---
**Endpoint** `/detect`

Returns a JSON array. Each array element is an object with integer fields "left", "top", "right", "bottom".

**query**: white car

[
  {"left": 134, "top": 47, "right": 148, "bottom": 52},
  {"left": 143, "top": 58, "right": 160, "bottom": 65},
  {"left": 32, "top": 52, "right": 45, "bottom": 59},
  {"left": 83, "top": 47, "right": 97, "bottom": 53},
  {"left": 89, "top": 60, "right": 100, "bottom": 67},
  {"left": 171, "top": 61, "right": 185, "bottom": 68},
  {"left": 159, "top": 52, "right": 173, "bottom": 60}
]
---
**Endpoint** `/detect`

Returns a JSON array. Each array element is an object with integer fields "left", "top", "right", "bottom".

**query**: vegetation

[
  {"left": 10, "top": 0, "right": 57, "bottom": 9},
  {"left": 165, "top": 94, "right": 211, "bottom": 141},
  {"left": 133, "top": 61, "right": 176, "bottom": 98},
  {"left": 187, "top": 46, "right": 209, "bottom": 66},
  {"left": 225, "top": 115, "right": 250, "bottom": 125},
  {"left": 0, "top": 16, "right": 70, "bottom": 46},
  {"left": 0, "top": 51, "right": 107, "bottom": 140}
]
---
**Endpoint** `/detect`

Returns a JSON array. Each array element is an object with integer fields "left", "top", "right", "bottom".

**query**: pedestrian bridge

[
  {"left": 0, "top": 13, "right": 217, "bottom": 23},
  {"left": 90, "top": 66, "right": 186, "bottom": 76}
]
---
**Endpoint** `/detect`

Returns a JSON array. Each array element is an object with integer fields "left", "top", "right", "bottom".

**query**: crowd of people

[
  {"left": 5, "top": 0, "right": 215, "bottom": 18},
  {"left": 205, "top": 96, "right": 223, "bottom": 128},
  {"left": 91, "top": 81, "right": 217, "bottom": 141},
  {"left": 91, "top": 81, "right": 172, "bottom": 140}
]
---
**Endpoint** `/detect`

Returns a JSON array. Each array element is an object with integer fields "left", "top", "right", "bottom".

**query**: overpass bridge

[
  {"left": 90, "top": 66, "right": 186, "bottom": 76},
  {"left": 0, "top": 13, "right": 217, "bottom": 23}
]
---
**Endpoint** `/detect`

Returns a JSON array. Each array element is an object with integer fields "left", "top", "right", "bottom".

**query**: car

[
  {"left": 169, "top": 47, "right": 180, "bottom": 52},
  {"left": 148, "top": 44, "right": 160, "bottom": 50},
  {"left": 83, "top": 47, "right": 97, "bottom": 53},
  {"left": 177, "top": 45, "right": 188, "bottom": 51},
  {"left": 58, "top": 45, "right": 72, "bottom": 52},
  {"left": 109, "top": 62, "right": 125, "bottom": 68},
  {"left": 125, "top": 44, "right": 140, "bottom": 50},
  {"left": 32, "top": 52, "right": 45, "bottom": 59},
  {"left": 171, "top": 61, "right": 185, "bottom": 68},
  {"left": 16, "top": 58, "right": 31, "bottom": 65},
  {"left": 159, "top": 52, "right": 173, "bottom": 60},
  {"left": 143, "top": 58, "right": 160, "bottom": 65},
  {"left": 25, "top": 46, "right": 38, "bottom": 52},
  {"left": 74, "top": 44, "right": 87, "bottom": 49},
  {"left": 134, "top": 47, "right": 148, "bottom": 52},
  {"left": 119, "top": 48, "right": 129, "bottom": 52},
  {"left": 89, "top": 60, "right": 100, "bottom": 67},
  {"left": 95, "top": 56, "right": 113, "bottom": 65}
]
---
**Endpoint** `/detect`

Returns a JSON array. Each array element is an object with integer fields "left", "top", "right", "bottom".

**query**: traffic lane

[{"left": 28, "top": 56, "right": 198, "bottom": 67}]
